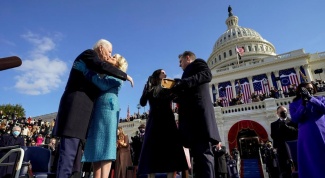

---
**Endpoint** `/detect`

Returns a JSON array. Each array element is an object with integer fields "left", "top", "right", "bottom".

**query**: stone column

[
  {"left": 230, "top": 80, "right": 236, "bottom": 98},
  {"left": 266, "top": 72, "right": 274, "bottom": 88},
  {"left": 274, "top": 70, "right": 283, "bottom": 98},
  {"left": 294, "top": 66, "right": 301, "bottom": 84},
  {"left": 248, "top": 76, "right": 254, "bottom": 94},
  {"left": 215, "top": 83, "right": 219, "bottom": 97},
  {"left": 303, "top": 64, "right": 313, "bottom": 82}
]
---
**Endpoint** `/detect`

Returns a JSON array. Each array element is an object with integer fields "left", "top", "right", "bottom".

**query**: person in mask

[
  {"left": 0, "top": 126, "right": 25, "bottom": 177},
  {"left": 270, "top": 106, "right": 298, "bottom": 177},
  {"left": 289, "top": 82, "right": 325, "bottom": 178}
]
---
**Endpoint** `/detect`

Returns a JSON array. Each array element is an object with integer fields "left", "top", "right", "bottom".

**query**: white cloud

[{"left": 15, "top": 32, "right": 68, "bottom": 95}]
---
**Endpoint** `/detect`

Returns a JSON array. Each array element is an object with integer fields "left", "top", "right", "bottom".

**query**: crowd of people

[{"left": 214, "top": 79, "right": 325, "bottom": 107}]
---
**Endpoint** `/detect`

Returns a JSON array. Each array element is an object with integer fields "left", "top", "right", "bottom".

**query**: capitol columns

[
  {"left": 294, "top": 66, "right": 301, "bottom": 84},
  {"left": 274, "top": 70, "right": 284, "bottom": 98},
  {"left": 210, "top": 82, "right": 219, "bottom": 102},
  {"left": 302, "top": 64, "right": 313, "bottom": 82},
  {"left": 247, "top": 76, "right": 254, "bottom": 94},
  {"left": 266, "top": 72, "right": 274, "bottom": 88},
  {"left": 230, "top": 80, "right": 236, "bottom": 97}
]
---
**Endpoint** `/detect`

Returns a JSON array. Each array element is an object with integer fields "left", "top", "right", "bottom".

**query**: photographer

[
  {"left": 263, "top": 141, "right": 279, "bottom": 178},
  {"left": 289, "top": 82, "right": 325, "bottom": 177}
]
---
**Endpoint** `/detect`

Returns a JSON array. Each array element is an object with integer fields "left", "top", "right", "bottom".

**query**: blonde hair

[{"left": 114, "top": 54, "right": 128, "bottom": 72}]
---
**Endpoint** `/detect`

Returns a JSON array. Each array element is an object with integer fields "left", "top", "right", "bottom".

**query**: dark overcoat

[
  {"left": 213, "top": 146, "right": 228, "bottom": 174},
  {"left": 137, "top": 86, "right": 188, "bottom": 175},
  {"left": 52, "top": 49, "right": 127, "bottom": 139},
  {"left": 177, "top": 59, "right": 221, "bottom": 147}
]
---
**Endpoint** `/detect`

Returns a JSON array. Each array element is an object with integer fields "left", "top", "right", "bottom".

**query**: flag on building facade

[
  {"left": 218, "top": 81, "right": 233, "bottom": 107},
  {"left": 279, "top": 68, "right": 299, "bottom": 93},
  {"left": 253, "top": 74, "right": 270, "bottom": 95}
]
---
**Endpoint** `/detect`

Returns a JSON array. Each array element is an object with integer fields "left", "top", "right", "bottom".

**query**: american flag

[
  {"left": 253, "top": 74, "right": 270, "bottom": 95},
  {"left": 236, "top": 46, "right": 245, "bottom": 59},
  {"left": 235, "top": 78, "right": 251, "bottom": 103},
  {"left": 218, "top": 81, "right": 233, "bottom": 107},
  {"left": 279, "top": 68, "right": 299, "bottom": 93}
]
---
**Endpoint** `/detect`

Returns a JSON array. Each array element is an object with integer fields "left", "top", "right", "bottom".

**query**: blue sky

[{"left": 1, "top": 1, "right": 325, "bottom": 118}]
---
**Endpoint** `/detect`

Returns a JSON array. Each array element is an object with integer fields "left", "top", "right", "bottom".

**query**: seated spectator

[
  {"left": 269, "top": 87, "right": 279, "bottom": 98},
  {"left": 287, "top": 84, "right": 296, "bottom": 97},
  {"left": 251, "top": 93, "right": 260, "bottom": 102},
  {"left": 0, "top": 126, "right": 25, "bottom": 177},
  {"left": 36, "top": 134, "right": 44, "bottom": 146}
]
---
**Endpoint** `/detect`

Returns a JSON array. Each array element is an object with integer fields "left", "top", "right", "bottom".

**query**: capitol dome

[{"left": 208, "top": 6, "right": 276, "bottom": 69}]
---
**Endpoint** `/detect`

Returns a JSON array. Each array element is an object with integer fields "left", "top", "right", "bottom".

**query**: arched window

[
  {"left": 229, "top": 50, "right": 233, "bottom": 56},
  {"left": 224, "top": 52, "right": 226, "bottom": 58},
  {"left": 219, "top": 55, "right": 221, "bottom": 61}
]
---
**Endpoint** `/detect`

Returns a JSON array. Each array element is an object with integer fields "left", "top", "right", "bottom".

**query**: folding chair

[
  {"left": 20, "top": 146, "right": 53, "bottom": 178},
  {"left": 0, "top": 145, "right": 25, "bottom": 178}
]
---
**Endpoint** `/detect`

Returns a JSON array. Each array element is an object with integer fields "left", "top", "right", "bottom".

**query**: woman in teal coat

[{"left": 73, "top": 54, "right": 128, "bottom": 178}]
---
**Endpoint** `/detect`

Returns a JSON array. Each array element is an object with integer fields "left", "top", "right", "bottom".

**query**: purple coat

[{"left": 289, "top": 96, "right": 325, "bottom": 178}]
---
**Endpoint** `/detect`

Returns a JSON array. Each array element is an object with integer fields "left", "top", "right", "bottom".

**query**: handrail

[{"left": 0, "top": 147, "right": 25, "bottom": 178}]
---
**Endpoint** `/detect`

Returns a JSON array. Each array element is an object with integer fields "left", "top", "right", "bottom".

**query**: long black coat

[
  {"left": 213, "top": 146, "right": 228, "bottom": 174},
  {"left": 270, "top": 117, "right": 298, "bottom": 170},
  {"left": 52, "top": 49, "right": 127, "bottom": 139},
  {"left": 137, "top": 86, "right": 188, "bottom": 175},
  {"left": 177, "top": 59, "right": 221, "bottom": 147}
]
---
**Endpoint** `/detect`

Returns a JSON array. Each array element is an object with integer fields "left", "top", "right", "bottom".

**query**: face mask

[
  {"left": 13, "top": 131, "right": 20, "bottom": 137},
  {"left": 139, "top": 129, "right": 145, "bottom": 133},
  {"left": 279, "top": 111, "right": 287, "bottom": 119}
]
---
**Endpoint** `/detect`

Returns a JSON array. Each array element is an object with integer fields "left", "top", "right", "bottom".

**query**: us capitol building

[
  {"left": 37, "top": 6, "right": 325, "bottom": 164},
  {"left": 118, "top": 6, "right": 325, "bottom": 158}
]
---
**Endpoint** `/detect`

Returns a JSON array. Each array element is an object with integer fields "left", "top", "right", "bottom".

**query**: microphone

[{"left": 0, "top": 56, "right": 22, "bottom": 71}]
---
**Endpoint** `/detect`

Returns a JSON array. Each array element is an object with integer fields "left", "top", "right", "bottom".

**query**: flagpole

[{"left": 236, "top": 45, "right": 239, "bottom": 66}]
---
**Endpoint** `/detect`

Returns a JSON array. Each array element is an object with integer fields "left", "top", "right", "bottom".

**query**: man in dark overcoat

[
  {"left": 52, "top": 39, "right": 133, "bottom": 178},
  {"left": 213, "top": 143, "right": 228, "bottom": 178},
  {"left": 172, "top": 50, "right": 221, "bottom": 178},
  {"left": 270, "top": 105, "right": 298, "bottom": 178}
]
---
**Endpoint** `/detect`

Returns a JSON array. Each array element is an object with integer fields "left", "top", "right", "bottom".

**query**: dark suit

[
  {"left": 213, "top": 146, "right": 228, "bottom": 178},
  {"left": 176, "top": 58, "right": 221, "bottom": 178},
  {"left": 270, "top": 117, "right": 298, "bottom": 177},
  {"left": 52, "top": 49, "right": 127, "bottom": 178}
]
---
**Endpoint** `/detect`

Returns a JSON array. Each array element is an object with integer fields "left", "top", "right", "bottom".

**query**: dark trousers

[
  {"left": 191, "top": 141, "right": 215, "bottom": 178},
  {"left": 56, "top": 136, "right": 81, "bottom": 178}
]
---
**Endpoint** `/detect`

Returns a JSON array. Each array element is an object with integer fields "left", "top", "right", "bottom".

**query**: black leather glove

[
  {"left": 173, "top": 78, "right": 184, "bottom": 89},
  {"left": 301, "top": 87, "right": 312, "bottom": 100},
  {"left": 142, "top": 84, "right": 150, "bottom": 96}
]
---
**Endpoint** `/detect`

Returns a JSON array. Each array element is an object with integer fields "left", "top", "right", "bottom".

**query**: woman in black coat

[{"left": 138, "top": 69, "right": 188, "bottom": 178}]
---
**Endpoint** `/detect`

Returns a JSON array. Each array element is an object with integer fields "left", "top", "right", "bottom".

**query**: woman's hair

[
  {"left": 114, "top": 54, "right": 128, "bottom": 72},
  {"left": 150, "top": 69, "right": 163, "bottom": 86},
  {"left": 293, "top": 82, "right": 317, "bottom": 101}
]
